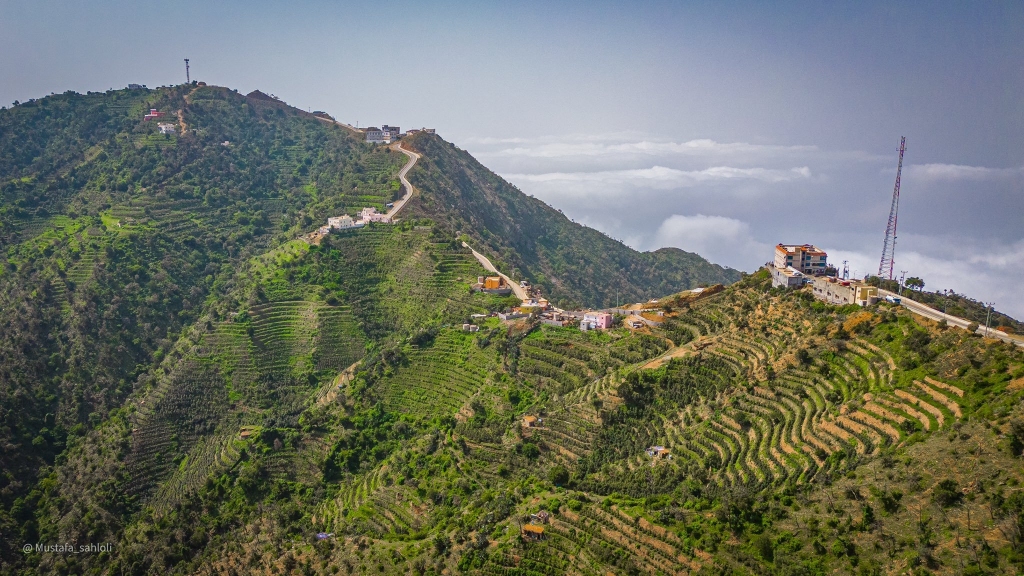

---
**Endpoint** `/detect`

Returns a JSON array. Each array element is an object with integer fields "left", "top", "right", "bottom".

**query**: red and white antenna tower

[{"left": 878, "top": 137, "right": 906, "bottom": 279}]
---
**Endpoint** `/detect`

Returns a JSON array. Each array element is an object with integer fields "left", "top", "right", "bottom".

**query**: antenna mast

[
  {"left": 878, "top": 136, "right": 906, "bottom": 279},
  {"left": 184, "top": 59, "right": 190, "bottom": 84}
]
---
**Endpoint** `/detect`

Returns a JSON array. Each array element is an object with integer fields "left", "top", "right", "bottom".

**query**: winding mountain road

[
  {"left": 880, "top": 289, "right": 1023, "bottom": 348},
  {"left": 461, "top": 242, "right": 529, "bottom": 300},
  {"left": 387, "top": 141, "right": 420, "bottom": 221}
]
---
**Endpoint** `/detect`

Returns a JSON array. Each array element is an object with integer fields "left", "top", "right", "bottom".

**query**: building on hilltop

[
  {"left": 774, "top": 244, "right": 828, "bottom": 274},
  {"left": 128, "top": 83, "right": 146, "bottom": 90},
  {"left": 365, "top": 125, "right": 400, "bottom": 144},
  {"left": 811, "top": 276, "right": 879, "bottom": 307},
  {"left": 770, "top": 265, "right": 806, "bottom": 289}
]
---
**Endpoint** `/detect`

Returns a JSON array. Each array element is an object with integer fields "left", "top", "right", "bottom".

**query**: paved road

[
  {"left": 387, "top": 141, "right": 420, "bottom": 220},
  {"left": 880, "top": 289, "right": 1022, "bottom": 348},
  {"left": 461, "top": 242, "right": 529, "bottom": 300}
]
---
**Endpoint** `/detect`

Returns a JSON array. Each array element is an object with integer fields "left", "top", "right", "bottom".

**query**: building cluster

[
  {"left": 315, "top": 207, "right": 392, "bottom": 237},
  {"left": 768, "top": 243, "right": 879, "bottom": 306},
  {"left": 362, "top": 126, "right": 435, "bottom": 144},
  {"left": 365, "top": 125, "right": 401, "bottom": 144}
]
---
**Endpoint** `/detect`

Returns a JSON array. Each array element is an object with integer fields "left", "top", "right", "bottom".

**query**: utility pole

[
  {"left": 898, "top": 271, "right": 907, "bottom": 296},
  {"left": 985, "top": 303, "right": 993, "bottom": 337},
  {"left": 184, "top": 58, "right": 190, "bottom": 84}
]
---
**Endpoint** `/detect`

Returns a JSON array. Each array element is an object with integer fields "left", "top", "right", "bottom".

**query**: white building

[
  {"left": 770, "top": 265, "right": 806, "bottom": 289},
  {"left": 326, "top": 214, "right": 364, "bottom": 231},
  {"left": 360, "top": 207, "right": 390, "bottom": 223},
  {"left": 365, "top": 125, "right": 400, "bottom": 144},
  {"left": 157, "top": 122, "right": 176, "bottom": 135}
]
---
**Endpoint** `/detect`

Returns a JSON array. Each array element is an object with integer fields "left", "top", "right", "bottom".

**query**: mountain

[
  {"left": 1, "top": 85, "right": 1023, "bottom": 576},
  {"left": 403, "top": 133, "right": 740, "bottom": 309}
]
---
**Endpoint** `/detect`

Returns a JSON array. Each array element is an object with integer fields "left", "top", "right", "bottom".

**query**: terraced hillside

[{"left": 5, "top": 84, "right": 1024, "bottom": 576}]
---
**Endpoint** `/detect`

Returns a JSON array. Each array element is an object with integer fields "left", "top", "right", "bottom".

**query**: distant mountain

[{"left": 402, "top": 133, "right": 741, "bottom": 309}]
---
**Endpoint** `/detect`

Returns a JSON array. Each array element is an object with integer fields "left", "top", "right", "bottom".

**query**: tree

[
  {"left": 905, "top": 277, "right": 925, "bottom": 291},
  {"left": 549, "top": 465, "right": 569, "bottom": 486}
]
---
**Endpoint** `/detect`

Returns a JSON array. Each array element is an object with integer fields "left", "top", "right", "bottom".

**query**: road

[
  {"left": 387, "top": 141, "right": 420, "bottom": 220},
  {"left": 461, "top": 242, "right": 529, "bottom": 300},
  {"left": 880, "top": 289, "right": 1022, "bottom": 348}
]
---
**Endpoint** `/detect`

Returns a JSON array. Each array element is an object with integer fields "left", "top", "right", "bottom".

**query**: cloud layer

[{"left": 462, "top": 133, "right": 1024, "bottom": 318}]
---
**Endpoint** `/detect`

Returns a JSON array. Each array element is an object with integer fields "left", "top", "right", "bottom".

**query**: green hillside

[
  {"left": 2, "top": 85, "right": 1024, "bottom": 576},
  {"left": 402, "top": 133, "right": 741, "bottom": 309}
]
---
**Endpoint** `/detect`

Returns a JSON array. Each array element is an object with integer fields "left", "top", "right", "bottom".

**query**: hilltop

[{"left": 1, "top": 84, "right": 1022, "bottom": 576}]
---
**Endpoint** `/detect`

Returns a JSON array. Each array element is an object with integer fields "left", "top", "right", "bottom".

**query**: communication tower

[
  {"left": 184, "top": 59, "right": 190, "bottom": 84},
  {"left": 878, "top": 137, "right": 906, "bottom": 279}
]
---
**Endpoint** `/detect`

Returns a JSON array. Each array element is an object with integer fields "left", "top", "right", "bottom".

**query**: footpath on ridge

[{"left": 461, "top": 242, "right": 529, "bottom": 300}]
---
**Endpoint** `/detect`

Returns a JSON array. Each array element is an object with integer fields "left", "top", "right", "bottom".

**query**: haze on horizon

[{"left": 3, "top": 0, "right": 1022, "bottom": 316}]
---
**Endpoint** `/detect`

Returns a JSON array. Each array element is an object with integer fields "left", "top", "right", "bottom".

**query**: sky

[{"left": 2, "top": 1, "right": 1022, "bottom": 317}]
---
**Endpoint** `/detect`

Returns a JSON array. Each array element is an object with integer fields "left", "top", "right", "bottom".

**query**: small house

[
  {"left": 646, "top": 445, "right": 671, "bottom": 458},
  {"left": 157, "top": 122, "right": 176, "bottom": 134},
  {"left": 522, "top": 524, "right": 545, "bottom": 540},
  {"left": 530, "top": 510, "right": 551, "bottom": 524},
  {"left": 462, "top": 324, "right": 480, "bottom": 332},
  {"left": 523, "top": 415, "right": 539, "bottom": 428},
  {"left": 143, "top": 109, "right": 164, "bottom": 121}
]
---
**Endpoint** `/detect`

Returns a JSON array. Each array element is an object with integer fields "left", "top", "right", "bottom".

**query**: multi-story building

[
  {"left": 580, "top": 312, "right": 613, "bottom": 331},
  {"left": 774, "top": 244, "right": 828, "bottom": 275}
]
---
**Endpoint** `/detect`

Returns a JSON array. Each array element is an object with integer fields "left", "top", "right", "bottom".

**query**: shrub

[
  {"left": 932, "top": 479, "right": 962, "bottom": 507},
  {"left": 548, "top": 465, "right": 569, "bottom": 486}
]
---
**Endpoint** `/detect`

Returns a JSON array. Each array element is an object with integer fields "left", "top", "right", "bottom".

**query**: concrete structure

[
  {"left": 770, "top": 264, "right": 806, "bottom": 288},
  {"left": 128, "top": 83, "right": 146, "bottom": 90},
  {"left": 157, "top": 122, "right": 176, "bottom": 135},
  {"left": 483, "top": 276, "right": 505, "bottom": 290},
  {"left": 811, "top": 276, "right": 879, "bottom": 306},
  {"left": 365, "top": 125, "right": 400, "bottom": 144},
  {"left": 327, "top": 215, "right": 364, "bottom": 231},
  {"left": 582, "top": 312, "right": 613, "bottom": 330},
  {"left": 360, "top": 207, "right": 390, "bottom": 223},
  {"left": 775, "top": 244, "right": 828, "bottom": 274},
  {"left": 461, "top": 324, "right": 480, "bottom": 332}
]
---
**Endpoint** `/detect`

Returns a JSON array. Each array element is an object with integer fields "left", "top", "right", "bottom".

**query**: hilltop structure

[
  {"left": 365, "top": 125, "right": 400, "bottom": 144},
  {"left": 774, "top": 243, "right": 828, "bottom": 274}
]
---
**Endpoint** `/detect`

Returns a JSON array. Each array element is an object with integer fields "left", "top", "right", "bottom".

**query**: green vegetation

[{"left": 2, "top": 85, "right": 1023, "bottom": 576}]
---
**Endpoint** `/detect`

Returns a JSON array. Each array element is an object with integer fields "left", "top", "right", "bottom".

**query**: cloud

[
  {"left": 481, "top": 138, "right": 819, "bottom": 160},
  {"left": 504, "top": 165, "right": 812, "bottom": 193},
  {"left": 651, "top": 214, "right": 772, "bottom": 271},
  {"left": 906, "top": 163, "right": 1024, "bottom": 181}
]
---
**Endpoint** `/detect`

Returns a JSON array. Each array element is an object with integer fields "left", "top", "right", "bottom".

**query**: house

[
  {"left": 498, "top": 311, "right": 527, "bottom": 321},
  {"left": 627, "top": 316, "right": 645, "bottom": 329},
  {"left": 327, "top": 215, "right": 364, "bottom": 231},
  {"left": 143, "top": 109, "right": 164, "bottom": 121},
  {"left": 157, "top": 122, "right": 176, "bottom": 135},
  {"left": 770, "top": 264, "right": 806, "bottom": 289},
  {"left": 581, "top": 312, "right": 613, "bottom": 330},
  {"left": 523, "top": 415, "right": 539, "bottom": 427},
  {"left": 127, "top": 83, "right": 146, "bottom": 90},
  {"left": 811, "top": 276, "right": 879, "bottom": 306},
  {"left": 483, "top": 277, "right": 504, "bottom": 289},
  {"left": 540, "top": 312, "right": 570, "bottom": 327},
  {"left": 381, "top": 125, "right": 400, "bottom": 139},
  {"left": 462, "top": 324, "right": 480, "bottom": 332},
  {"left": 530, "top": 510, "right": 551, "bottom": 524},
  {"left": 360, "top": 207, "right": 390, "bottom": 223},
  {"left": 520, "top": 298, "right": 549, "bottom": 312},
  {"left": 774, "top": 244, "right": 828, "bottom": 275},
  {"left": 423, "top": 128, "right": 436, "bottom": 134},
  {"left": 522, "top": 524, "right": 545, "bottom": 540},
  {"left": 646, "top": 445, "right": 671, "bottom": 459}
]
